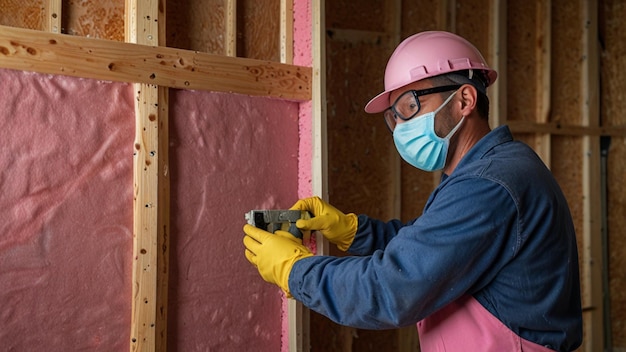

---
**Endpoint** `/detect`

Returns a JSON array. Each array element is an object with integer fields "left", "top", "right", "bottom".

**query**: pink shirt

[{"left": 417, "top": 295, "right": 555, "bottom": 351}]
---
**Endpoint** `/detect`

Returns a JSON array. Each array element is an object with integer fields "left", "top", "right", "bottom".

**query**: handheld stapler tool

[{"left": 245, "top": 209, "right": 311, "bottom": 239}]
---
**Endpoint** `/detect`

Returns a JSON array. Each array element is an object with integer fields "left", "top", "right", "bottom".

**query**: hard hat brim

[{"left": 364, "top": 90, "right": 391, "bottom": 114}]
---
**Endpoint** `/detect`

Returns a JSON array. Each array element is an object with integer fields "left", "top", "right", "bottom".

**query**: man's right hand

[{"left": 290, "top": 196, "right": 357, "bottom": 251}]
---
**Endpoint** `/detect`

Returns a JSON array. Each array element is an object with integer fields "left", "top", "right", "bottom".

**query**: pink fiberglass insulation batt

[
  {"left": 294, "top": 0, "right": 313, "bottom": 200},
  {"left": 0, "top": 69, "right": 134, "bottom": 351},
  {"left": 0, "top": 72, "right": 302, "bottom": 351},
  {"left": 167, "top": 89, "right": 300, "bottom": 351}
]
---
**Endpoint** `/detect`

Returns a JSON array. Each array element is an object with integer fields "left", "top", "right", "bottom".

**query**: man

[{"left": 243, "top": 31, "right": 583, "bottom": 351}]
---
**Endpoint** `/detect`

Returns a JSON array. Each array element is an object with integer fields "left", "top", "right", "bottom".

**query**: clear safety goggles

[{"left": 383, "top": 84, "right": 461, "bottom": 132}]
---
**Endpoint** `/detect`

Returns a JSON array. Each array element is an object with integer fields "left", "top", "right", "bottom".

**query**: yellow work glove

[
  {"left": 290, "top": 196, "right": 357, "bottom": 251},
  {"left": 243, "top": 224, "right": 313, "bottom": 296}
]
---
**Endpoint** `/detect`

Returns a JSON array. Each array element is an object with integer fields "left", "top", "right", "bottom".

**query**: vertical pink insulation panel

[
  {"left": 0, "top": 70, "right": 304, "bottom": 351},
  {"left": 168, "top": 89, "right": 301, "bottom": 351},
  {"left": 294, "top": 0, "right": 314, "bottom": 200},
  {"left": 0, "top": 69, "right": 134, "bottom": 351}
]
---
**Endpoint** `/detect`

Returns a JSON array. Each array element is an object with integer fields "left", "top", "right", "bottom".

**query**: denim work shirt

[{"left": 289, "top": 125, "right": 583, "bottom": 351}]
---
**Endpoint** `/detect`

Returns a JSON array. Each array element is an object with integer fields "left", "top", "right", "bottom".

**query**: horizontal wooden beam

[
  {"left": 0, "top": 25, "right": 311, "bottom": 101},
  {"left": 507, "top": 120, "right": 626, "bottom": 137}
]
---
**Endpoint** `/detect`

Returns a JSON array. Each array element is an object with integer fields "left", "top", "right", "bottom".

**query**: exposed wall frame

[
  {"left": 316, "top": 0, "right": 624, "bottom": 350},
  {"left": 45, "top": 0, "right": 62, "bottom": 34},
  {"left": 503, "top": 2, "right": 607, "bottom": 350},
  {"left": 280, "top": 0, "right": 294, "bottom": 64},
  {"left": 125, "top": 0, "right": 169, "bottom": 351},
  {"left": 487, "top": 0, "right": 507, "bottom": 128},
  {"left": 287, "top": 1, "right": 326, "bottom": 351},
  {"left": 311, "top": 0, "right": 327, "bottom": 205},
  {"left": 580, "top": 1, "right": 603, "bottom": 351},
  {"left": 225, "top": 0, "right": 237, "bottom": 57},
  {"left": 0, "top": 25, "right": 311, "bottom": 101},
  {"left": 534, "top": 0, "right": 552, "bottom": 168},
  {"left": 0, "top": 1, "right": 314, "bottom": 351}
]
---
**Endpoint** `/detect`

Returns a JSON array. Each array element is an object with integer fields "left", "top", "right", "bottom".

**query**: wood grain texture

[
  {"left": 63, "top": 0, "right": 125, "bottom": 40},
  {"left": 0, "top": 0, "right": 44, "bottom": 30},
  {"left": 600, "top": 0, "right": 626, "bottom": 348},
  {"left": 0, "top": 25, "right": 311, "bottom": 100}
]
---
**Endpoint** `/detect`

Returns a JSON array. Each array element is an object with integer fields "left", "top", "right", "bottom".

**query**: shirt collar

[{"left": 442, "top": 125, "right": 514, "bottom": 181}]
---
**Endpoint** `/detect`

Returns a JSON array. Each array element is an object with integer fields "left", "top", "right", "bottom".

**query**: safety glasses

[{"left": 383, "top": 84, "right": 461, "bottom": 131}]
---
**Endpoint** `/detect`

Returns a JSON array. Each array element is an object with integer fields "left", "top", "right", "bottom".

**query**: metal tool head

[{"left": 245, "top": 209, "right": 311, "bottom": 239}]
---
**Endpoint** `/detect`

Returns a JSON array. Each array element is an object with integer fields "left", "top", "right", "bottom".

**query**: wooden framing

[
  {"left": 534, "top": 0, "right": 552, "bottom": 168},
  {"left": 311, "top": 0, "right": 328, "bottom": 257},
  {"left": 280, "top": 0, "right": 294, "bottom": 64},
  {"left": 507, "top": 120, "right": 626, "bottom": 137},
  {"left": 0, "top": 2, "right": 315, "bottom": 351},
  {"left": 225, "top": 0, "right": 237, "bottom": 56},
  {"left": 580, "top": 2, "right": 603, "bottom": 351},
  {"left": 125, "top": 0, "right": 169, "bottom": 351},
  {"left": 287, "top": 2, "right": 325, "bottom": 351},
  {"left": 0, "top": 25, "right": 311, "bottom": 101},
  {"left": 487, "top": 0, "right": 506, "bottom": 128},
  {"left": 502, "top": 2, "right": 607, "bottom": 348},
  {"left": 45, "top": 0, "right": 62, "bottom": 34},
  {"left": 5, "top": 1, "right": 623, "bottom": 351}
]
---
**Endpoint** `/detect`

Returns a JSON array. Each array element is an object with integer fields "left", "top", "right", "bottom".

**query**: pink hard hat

[{"left": 364, "top": 31, "right": 498, "bottom": 113}]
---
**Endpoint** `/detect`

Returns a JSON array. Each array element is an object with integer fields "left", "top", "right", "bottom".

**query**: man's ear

[{"left": 459, "top": 84, "right": 478, "bottom": 116}]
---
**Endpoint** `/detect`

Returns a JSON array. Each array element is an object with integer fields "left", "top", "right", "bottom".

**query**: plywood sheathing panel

[
  {"left": 549, "top": 0, "right": 587, "bottom": 316},
  {"left": 606, "top": 140, "right": 626, "bottom": 349},
  {"left": 326, "top": 37, "right": 395, "bottom": 221},
  {"left": 550, "top": 133, "right": 584, "bottom": 258},
  {"left": 506, "top": 2, "right": 589, "bottom": 304},
  {"left": 600, "top": 1, "right": 626, "bottom": 128},
  {"left": 454, "top": 0, "right": 491, "bottom": 57},
  {"left": 551, "top": 1, "right": 583, "bottom": 126},
  {"left": 600, "top": 0, "right": 626, "bottom": 347},
  {"left": 238, "top": 0, "right": 281, "bottom": 61},
  {"left": 400, "top": 0, "right": 442, "bottom": 37},
  {"left": 166, "top": 0, "right": 227, "bottom": 54},
  {"left": 549, "top": 2, "right": 599, "bottom": 348},
  {"left": 63, "top": 0, "right": 125, "bottom": 41},
  {"left": 326, "top": 0, "right": 386, "bottom": 32},
  {"left": 166, "top": 0, "right": 281, "bottom": 60},
  {"left": 0, "top": 0, "right": 44, "bottom": 30},
  {"left": 506, "top": 1, "right": 538, "bottom": 123},
  {"left": 352, "top": 329, "right": 400, "bottom": 351}
]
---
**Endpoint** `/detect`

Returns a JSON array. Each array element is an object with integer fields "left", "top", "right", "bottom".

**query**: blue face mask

[{"left": 392, "top": 91, "right": 464, "bottom": 171}]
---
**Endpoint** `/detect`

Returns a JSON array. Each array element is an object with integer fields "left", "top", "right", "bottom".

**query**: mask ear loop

[
  {"left": 432, "top": 90, "right": 462, "bottom": 141},
  {"left": 433, "top": 89, "right": 459, "bottom": 115},
  {"left": 443, "top": 115, "right": 465, "bottom": 140}
]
